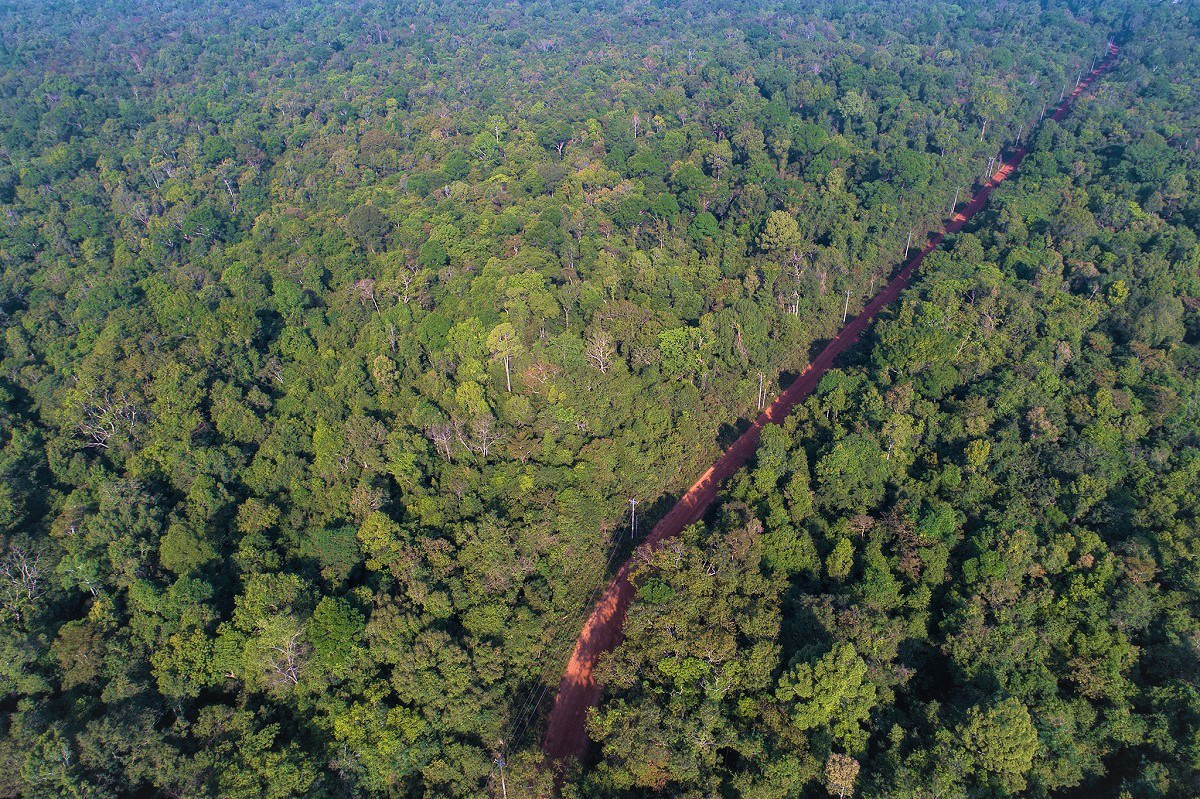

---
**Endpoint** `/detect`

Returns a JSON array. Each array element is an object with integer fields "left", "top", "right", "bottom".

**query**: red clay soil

[{"left": 542, "top": 44, "right": 1121, "bottom": 764}]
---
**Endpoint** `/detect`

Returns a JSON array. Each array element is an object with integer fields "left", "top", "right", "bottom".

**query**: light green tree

[
  {"left": 776, "top": 643, "right": 877, "bottom": 751},
  {"left": 826, "top": 537, "right": 854, "bottom": 580},
  {"left": 959, "top": 697, "right": 1039, "bottom": 793},
  {"left": 759, "top": 210, "right": 802, "bottom": 260}
]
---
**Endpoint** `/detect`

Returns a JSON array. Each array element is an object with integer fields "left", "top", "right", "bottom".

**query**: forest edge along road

[
  {"left": 543, "top": 41, "right": 1122, "bottom": 765},
  {"left": 542, "top": 42, "right": 1122, "bottom": 764}
]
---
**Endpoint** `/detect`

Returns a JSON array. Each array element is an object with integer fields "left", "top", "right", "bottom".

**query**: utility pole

[
  {"left": 758, "top": 372, "right": 765, "bottom": 410},
  {"left": 1039, "top": 101, "right": 1047, "bottom": 121},
  {"left": 1016, "top": 123, "right": 1024, "bottom": 144},
  {"left": 950, "top": 186, "right": 961, "bottom": 216},
  {"left": 904, "top": 228, "right": 913, "bottom": 259},
  {"left": 1060, "top": 84, "right": 1066, "bottom": 102},
  {"left": 629, "top": 498, "right": 638, "bottom": 539},
  {"left": 494, "top": 744, "right": 508, "bottom": 799},
  {"left": 842, "top": 290, "right": 851, "bottom": 323}
]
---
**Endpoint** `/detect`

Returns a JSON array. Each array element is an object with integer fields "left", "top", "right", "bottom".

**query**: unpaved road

[{"left": 542, "top": 44, "right": 1120, "bottom": 763}]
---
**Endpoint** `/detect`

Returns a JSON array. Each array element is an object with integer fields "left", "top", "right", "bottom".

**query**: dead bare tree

[
  {"left": 77, "top": 389, "right": 138, "bottom": 449},
  {"left": 398, "top": 262, "right": 419, "bottom": 304},
  {"left": 349, "top": 278, "right": 379, "bottom": 310},
  {"left": 266, "top": 629, "right": 308, "bottom": 687},
  {"left": 0, "top": 544, "right": 43, "bottom": 623},
  {"left": 260, "top": 356, "right": 285, "bottom": 387},
  {"left": 584, "top": 329, "right": 615, "bottom": 374},
  {"left": 222, "top": 177, "right": 239, "bottom": 211},
  {"left": 468, "top": 415, "right": 503, "bottom": 458},
  {"left": 425, "top": 423, "right": 455, "bottom": 460}
]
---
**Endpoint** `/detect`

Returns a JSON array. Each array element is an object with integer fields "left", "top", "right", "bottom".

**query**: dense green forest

[{"left": 0, "top": 0, "right": 1196, "bottom": 796}]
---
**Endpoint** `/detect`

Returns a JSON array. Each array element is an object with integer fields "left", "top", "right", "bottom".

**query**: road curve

[{"left": 542, "top": 43, "right": 1121, "bottom": 764}]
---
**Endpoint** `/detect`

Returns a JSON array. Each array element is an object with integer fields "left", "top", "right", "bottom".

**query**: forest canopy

[{"left": 0, "top": 0, "right": 1198, "bottom": 797}]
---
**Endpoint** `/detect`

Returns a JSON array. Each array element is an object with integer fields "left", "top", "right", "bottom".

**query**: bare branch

[{"left": 76, "top": 389, "right": 139, "bottom": 449}]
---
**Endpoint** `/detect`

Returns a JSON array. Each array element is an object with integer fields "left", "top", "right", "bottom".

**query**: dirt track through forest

[{"left": 542, "top": 43, "right": 1121, "bottom": 763}]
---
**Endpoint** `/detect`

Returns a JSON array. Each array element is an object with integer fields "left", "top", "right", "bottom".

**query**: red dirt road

[{"left": 542, "top": 44, "right": 1120, "bottom": 763}]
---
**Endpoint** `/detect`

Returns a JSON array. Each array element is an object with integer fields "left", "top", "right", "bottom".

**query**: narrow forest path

[{"left": 542, "top": 43, "right": 1121, "bottom": 764}]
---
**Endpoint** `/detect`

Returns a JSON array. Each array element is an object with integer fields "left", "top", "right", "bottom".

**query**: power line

[{"left": 500, "top": 500, "right": 634, "bottom": 750}]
